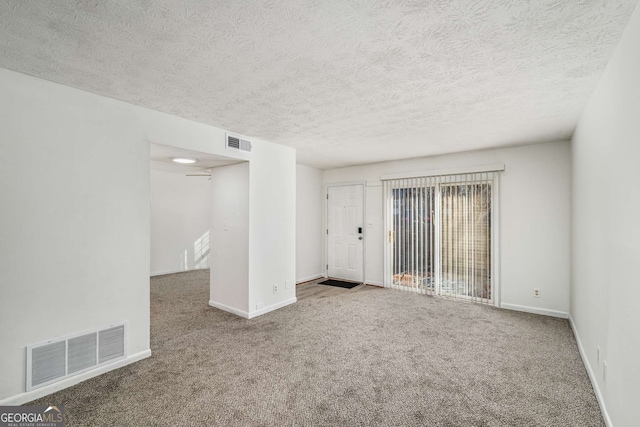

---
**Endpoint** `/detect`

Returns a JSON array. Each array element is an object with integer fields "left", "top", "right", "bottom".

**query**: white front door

[{"left": 327, "top": 184, "right": 364, "bottom": 282}]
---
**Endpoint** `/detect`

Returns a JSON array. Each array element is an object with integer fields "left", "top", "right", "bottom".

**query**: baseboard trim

[
  {"left": 151, "top": 267, "right": 207, "bottom": 277},
  {"left": 569, "top": 315, "right": 611, "bottom": 427},
  {"left": 501, "top": 303, "right": 569, "bottom": 319},
  {"left": 0, "top": 349, "right": 152, "bottom": 406},
  {"left": 151, "top": 268, "right": 187, "bottom": 277},
  {"left": 208, "top": 300, "right": 250, "bottom": 319},
  {"left": 366, "top": 281, "right": 384, "bottom": 287},
  {"left": 296, "top": 274, "right": 323, "bottom": 284},
  {"left": 248, "top": 297, "right": 297, "bottom": 319},
  {"left": 209, "top": 298, "right": 297, "bottom": 319}
]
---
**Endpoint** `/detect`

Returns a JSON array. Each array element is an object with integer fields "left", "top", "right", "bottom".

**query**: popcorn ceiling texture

[{"left": 0, "top": 0, "right": 636, "bottom": 168}]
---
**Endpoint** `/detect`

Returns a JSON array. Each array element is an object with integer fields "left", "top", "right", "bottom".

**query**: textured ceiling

[{"left": 0, "top": 0, "right": 637, "bottom": 169}]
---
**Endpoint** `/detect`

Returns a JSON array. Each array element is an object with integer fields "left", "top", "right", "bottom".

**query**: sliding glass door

[
  {"left": 384, "top": 173, "right": 497, "bottom": 305},
  {"left": 390, "top": 182, "right": 436, "bottom": 294}
]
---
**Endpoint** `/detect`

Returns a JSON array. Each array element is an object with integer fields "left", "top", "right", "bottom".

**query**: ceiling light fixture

[{"left": 172, "top": 158, "right": 197, "bottom": 164}]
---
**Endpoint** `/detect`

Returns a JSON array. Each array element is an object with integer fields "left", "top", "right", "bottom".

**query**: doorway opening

[{"left": 149, "top": 143, "right": 242, "bottom": 277}]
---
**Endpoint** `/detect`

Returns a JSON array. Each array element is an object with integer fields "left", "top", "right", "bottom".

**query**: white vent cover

[
  {"left": 31, "top": 341, "right": 66, "bottom": 388},
  {"left": 68, "top": 333, "right": 97, "bottom": 374},
  {"left": 26, "top": 322, "right": 127, "bottom": 391},
  {"left": 99, "top": 326, "right": 125, "bottom": 364},
  {"left": 226, "top": 133, "right": 252, "bottom": 152}
]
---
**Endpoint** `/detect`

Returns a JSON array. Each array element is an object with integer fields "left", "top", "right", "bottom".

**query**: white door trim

[{"left": 323, "top": 182, "right": 366, "bottom": 284}]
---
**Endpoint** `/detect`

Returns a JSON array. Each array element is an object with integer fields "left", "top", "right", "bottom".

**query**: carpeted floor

[{"left": 30, "top": 269, "right": 603, "bottom": 426}]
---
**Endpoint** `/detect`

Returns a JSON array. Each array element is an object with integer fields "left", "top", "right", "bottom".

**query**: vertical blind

[{"left": 383, "top": 172, "right": 496, "bottom": 305}]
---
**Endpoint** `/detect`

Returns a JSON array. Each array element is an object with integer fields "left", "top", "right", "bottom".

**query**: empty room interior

[{"left": 1, "top": 1, "right": 639, "bottom": 426}]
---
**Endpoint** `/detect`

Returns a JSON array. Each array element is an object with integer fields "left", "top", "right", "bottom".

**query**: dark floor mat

[{"left": 318, "top": 279, "right": 361, "bottom": 289}]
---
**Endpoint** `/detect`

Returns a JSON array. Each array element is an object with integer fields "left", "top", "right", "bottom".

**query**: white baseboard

[
  {"left": 296, "top": 274, "right": 323, "bottom": 284},
  {"left": 366, "top": 280, "right": 384, "bottom": 287},
  {"left": 151, "top": 268, "right": 187, "bottom": 277},
  {"left": 500, "top": 303, "right": 569, "bottom": 319},
  {"left": 151, "top": 267, "right": 208, "bottom": 277},
  {"left": 0, "top": 349, "right": 152, "bottom": 406},
  {"left": 569, "top": 315, "right": 611, "bottom": 427},
  {"left": 248, "top": 297, "right": 297, "bottom": 319},
  {"left": 208, "top": 300, "right": 250, "bottom": 319},
  {"left": 209, "top": 298, "right": 297, "bottom": 319}
]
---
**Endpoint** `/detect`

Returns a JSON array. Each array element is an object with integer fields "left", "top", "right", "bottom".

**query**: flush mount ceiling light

[{"left": 172, "top": 158, "right": 197, "bottom": 164}]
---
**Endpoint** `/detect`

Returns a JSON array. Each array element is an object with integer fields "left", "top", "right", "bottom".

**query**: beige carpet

[{"left": 30, "top": 269, "right": 603, "bottom": 426}]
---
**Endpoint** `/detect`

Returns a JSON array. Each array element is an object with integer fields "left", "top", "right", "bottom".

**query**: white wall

[
  {"left": 296, "top": 164, "right": 324, "bottom": 283},
  {"left": 0, "top": 69, "right": 151, "bottom": 403},
  {"left": 0, "top": 68, "right": 296, "bottom": 403},
  {"left": 247, "top": 141, "right": 297, "bottom": 317},
  {"left": 210, "top": 147, "right": 297, "bottom": 319},
  {"left": 150, "top": 169, "right": 211, "bottom": 276},
  {"left": 209, "top": 163, "right": 250, "bottom": 313},
  {"left": 324, "top": 141, "right": 572, "bottom": 317},
  {"left": 570, "top": 3, "right": 640, "bottom": 425},
  {"left": 136, "top": 104, "right": 297, "bottom": 321}
]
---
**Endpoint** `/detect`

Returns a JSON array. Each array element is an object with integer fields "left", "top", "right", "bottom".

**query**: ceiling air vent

[
  {"left": 227, "top": 135, "right": 240, "bottom": 150},
  {"left": 226, "top": 133, "right": 252, "bottom": 153}
]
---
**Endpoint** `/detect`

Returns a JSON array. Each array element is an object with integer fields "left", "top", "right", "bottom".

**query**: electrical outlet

[
  {"left": 533, "top": 288, "right": 541, "bottom": 298},
  {"left": 367, "top": 222, "right": 374, "bottom": 228},
  {"left": 603, "top": 360, "right": 608, "bottom": 383},
  {"left": 273, "top": 284, "right": 278, "bottom": 293},
  {"left": 596, "top": 346, "right": 600, "bottom": 365}
]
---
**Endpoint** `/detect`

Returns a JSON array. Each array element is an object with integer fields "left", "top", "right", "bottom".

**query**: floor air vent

[
  {"left": 26, "top": 322, "right": 127, "bottom": 391},
  {"left": 226, "top": 133, "right": 252, "bottom": 153},
  {"left": 68, "top": 333, "right": 97, "bottom": 374},
  {"left": 31, "top": 341, "right": 66, "bottom": 388},
  {"left": 99, "top": 325, "right": 125, "bottom": 364}
]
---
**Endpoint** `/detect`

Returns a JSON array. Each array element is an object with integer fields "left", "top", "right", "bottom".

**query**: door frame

[{"left": 323, "top": 181, "right": 366, "bottom": 284}]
